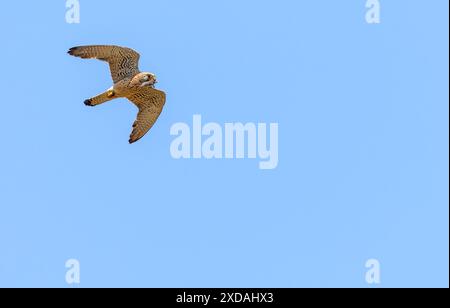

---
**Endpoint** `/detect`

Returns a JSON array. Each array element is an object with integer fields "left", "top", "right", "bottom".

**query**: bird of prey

[{"left": 68, "top": 45, "right": 166, "bottom": 144}]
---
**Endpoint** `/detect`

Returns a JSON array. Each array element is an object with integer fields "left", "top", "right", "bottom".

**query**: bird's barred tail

[{"left": 84, "top": 90, "right": 115, "bottom": 107}]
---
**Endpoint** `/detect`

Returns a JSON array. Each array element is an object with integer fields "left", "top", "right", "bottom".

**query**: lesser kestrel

[{"left": 68, "top": 45, "right": 166, "bottom": 144}]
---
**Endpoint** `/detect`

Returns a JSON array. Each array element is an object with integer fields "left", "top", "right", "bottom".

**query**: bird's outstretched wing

[
  {"left": 127, "top": 87, "right": 166, "bottom": 144},
  {"left": 68, "top": 45, "right": 141, "bottom": 83}
]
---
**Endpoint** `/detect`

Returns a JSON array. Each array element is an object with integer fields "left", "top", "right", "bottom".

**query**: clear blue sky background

[{"left": 0, "top": 1, "right": 448, "bottom": 288}]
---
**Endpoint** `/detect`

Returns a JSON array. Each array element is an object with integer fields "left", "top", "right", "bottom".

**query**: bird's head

[{"left": 137, "top": 72, "right": 157, "bottom": 88}]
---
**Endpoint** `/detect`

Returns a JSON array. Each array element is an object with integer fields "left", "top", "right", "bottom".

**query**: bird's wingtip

[{"left": 129, "top": 136, "right": 143, "bottom": 144}]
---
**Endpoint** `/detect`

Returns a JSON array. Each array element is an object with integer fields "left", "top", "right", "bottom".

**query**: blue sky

[{"left": 0, "top": 1, "right": 448, "bottom": 287}]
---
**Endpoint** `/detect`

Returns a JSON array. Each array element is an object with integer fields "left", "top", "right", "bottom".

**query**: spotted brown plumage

[
  {"left": 68, "top": 45, "right": 166, "bottom": 144},
  {"left": 128, "top": 88, "right": 166, "bottom": 144},
  {"left": 68, "top": 45, "right": 140, "bottom": 83}
]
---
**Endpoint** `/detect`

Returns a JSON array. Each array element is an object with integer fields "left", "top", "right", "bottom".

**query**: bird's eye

[{"left": 141, "top": 76, "right": 149, "bottom": 82}]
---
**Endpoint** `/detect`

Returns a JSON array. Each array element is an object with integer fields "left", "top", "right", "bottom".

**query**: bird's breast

[{"left": 113, "top": 79, "right": 134, "bottom": 97}]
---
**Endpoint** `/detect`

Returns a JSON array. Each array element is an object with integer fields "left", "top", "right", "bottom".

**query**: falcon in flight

[{"left": 68, "top": 45, "right": 166, "bottom": 144}]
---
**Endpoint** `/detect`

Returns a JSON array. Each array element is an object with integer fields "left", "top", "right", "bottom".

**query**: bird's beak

[{"left": 140, "top": 81, "right": 156, "bottom": 88}]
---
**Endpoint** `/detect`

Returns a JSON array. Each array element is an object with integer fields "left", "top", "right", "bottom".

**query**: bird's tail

[{"left": 84, "top": 89, "right": 115, "bottom": 107}]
